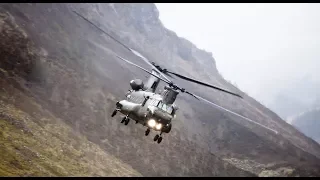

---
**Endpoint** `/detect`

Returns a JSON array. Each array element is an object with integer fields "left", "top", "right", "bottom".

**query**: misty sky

[{"left": 155, "top": 3, "right": 320, "bottom": 106}]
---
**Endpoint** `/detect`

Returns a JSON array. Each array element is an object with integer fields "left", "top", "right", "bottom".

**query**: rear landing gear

[
  {"left": 124, "top": 118, "right": 130, "bottom": 125},
  {"left": 145, "top": 129, "right": 150, "bottom": 136},
  {"left": 154, "top": 134, "right": 159, "bottom": 141}
]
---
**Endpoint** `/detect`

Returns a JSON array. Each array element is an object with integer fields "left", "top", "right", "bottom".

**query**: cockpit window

[
  {"left": 167, "top": 106, "right": 173, "bottom": 114},
  {"left": 149, "top": 100, "right": 173, "bottom": 114},
  {"left": 157, "top": 102, "right": 173, "bottom": 114}
]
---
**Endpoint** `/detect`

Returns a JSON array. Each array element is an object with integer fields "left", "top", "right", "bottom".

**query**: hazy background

[{"left": 155, "top": 3, "right": 320, "bottom": 120}]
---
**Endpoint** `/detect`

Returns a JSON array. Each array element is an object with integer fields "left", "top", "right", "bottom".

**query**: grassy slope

[{"left": 0, "top": 70, "right": 141, "bottom": 177}]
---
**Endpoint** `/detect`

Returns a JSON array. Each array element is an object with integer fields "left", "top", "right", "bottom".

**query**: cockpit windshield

[
  {"left": 148, "top": 98, "right": 174, "bottom": 114},
  {"left": 157, "top": 101, "right": 173, "bottom": 114}
]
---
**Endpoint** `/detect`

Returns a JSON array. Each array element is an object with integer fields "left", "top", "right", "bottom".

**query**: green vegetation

[
  {"left": 0, "top": 91, "right": 141, "bottom": 177},
  {"left": 259, "top": 167, "right": 294, "bottom": 177}
]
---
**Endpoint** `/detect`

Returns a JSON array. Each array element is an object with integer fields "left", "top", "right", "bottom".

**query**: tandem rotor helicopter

[{"left": 73, "top": 10, "right": 278, "bottom": 144}]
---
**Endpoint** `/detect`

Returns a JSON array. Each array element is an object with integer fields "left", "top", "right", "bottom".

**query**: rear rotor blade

[
  {"left": 185, "top": 91, "right": 200, "bottom": 100},
  {"left": 184, "top": 92, "right": 278, "bottom": 134},
  {"left": 167, "top": 71, "right": 242, "bottom": 98}
]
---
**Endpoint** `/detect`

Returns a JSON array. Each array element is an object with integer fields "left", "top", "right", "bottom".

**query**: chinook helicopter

[{"left": 73, "top": 10, "right": 278, "bottom": 144}]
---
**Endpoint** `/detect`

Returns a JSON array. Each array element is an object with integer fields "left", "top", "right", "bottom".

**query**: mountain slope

[
  {"left": 0, "top": 8, "right": 141, "bottom": 177},
  {"left": 0, "top": 3, "right": 320, "bottom": 176},
  {"left": 0, "top": 77, "right": 142, "bottom": 176}
]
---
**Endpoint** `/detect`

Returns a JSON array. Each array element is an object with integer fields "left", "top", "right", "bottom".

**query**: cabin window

[
  {"left": 131, "top": 95, "right": 139, "bottom": 103},
  {"left": 162, "top": 104, "right": 167, "bottom": 111},
  {"left": 149, "top": 99, "right": 154, "bottom": 105},
  {"left": 154, "top": 100, "right": 160, "bottom": 106},
  {"left": 166, "top": 106, "right": 173, "bottom": 114},
  {"left": 138, "top": 97, "right": 144, "bottom": 104}
]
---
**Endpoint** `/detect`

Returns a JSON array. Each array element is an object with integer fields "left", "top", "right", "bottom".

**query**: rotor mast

[{"left": 144, "top": 69, "right": 161, "bottom": 93}]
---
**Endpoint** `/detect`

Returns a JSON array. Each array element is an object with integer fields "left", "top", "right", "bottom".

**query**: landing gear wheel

[
  {"left": 121, "top": 117, "right": 126, "bottom": 123},
  {"left": 111, "top": 110, "right": 117, "bottom": 117},
  {"left": 163, "top": 123, "right": 172, "bottom": 133},
  {"left": 135, "top": 120, "right": 139, "bottom": 124},
  {"left": 157, "top": 136, "right": 163, "bottom": 144},
  {"left": 154, "top": 134, "right": 159, "bottom": 141},
  {"left": 145, "top": 129, "right": 150, "bottom": 136},
  {"left": 124, "top": 118, "right": 130, "bottom": 125}
]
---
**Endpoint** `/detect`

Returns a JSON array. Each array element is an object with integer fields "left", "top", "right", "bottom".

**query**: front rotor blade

[
  {"left": 72, "top": 10, "right": 173, "bottom": 83},
  {"left": 73, "top": 10, "right": 131, "bottom": 52},
  {"left": 129, "top": 48, "right": 173, "bottom": 83},
  {"left": 115, "top": 55, "right": 172, "bottom": 85},
  {"left": 167, "top": 71, "right": 242, "bottom": 98},
  {"left": 189, "top": 93, "right": 278, "bottom": 134}
]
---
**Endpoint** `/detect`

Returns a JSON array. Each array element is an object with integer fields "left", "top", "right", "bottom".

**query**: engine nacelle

[
  {"left": 130, "top": 79, "right": 144, "bottom": 91},
  {"left": 162, "top": 86, "right": 179, "bottom": 104}
]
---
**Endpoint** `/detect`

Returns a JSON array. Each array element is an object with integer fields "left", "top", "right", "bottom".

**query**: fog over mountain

[{"left": 155, "top": 3, "right": 320, "bottom": 120}]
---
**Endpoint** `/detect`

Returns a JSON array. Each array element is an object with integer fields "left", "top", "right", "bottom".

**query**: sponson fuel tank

[{"left": 116, "top": 100, "right": 146, "bottom": 121}]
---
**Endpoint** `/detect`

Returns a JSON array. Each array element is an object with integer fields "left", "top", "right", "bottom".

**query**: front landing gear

[
  {"left": 111, "top": 109, "right": 118, "bottom": 117},
  {"left": 154, "top": 133, "right": 163, "bottom": 144},
  {"left": 121, "top": 115, "right": 130, "bottom": 125},
  {"left": 111, "top": 102, "right": 122, "bottom": 117}
]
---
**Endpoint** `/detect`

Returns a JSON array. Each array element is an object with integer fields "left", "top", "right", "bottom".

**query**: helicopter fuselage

[{"left": 115, "top": 89, "right": 176, "bottom": 133}]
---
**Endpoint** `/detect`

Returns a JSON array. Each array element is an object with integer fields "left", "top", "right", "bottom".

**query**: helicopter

[{"left": 73, "top": 10, "right": 278, "bottom": 144}]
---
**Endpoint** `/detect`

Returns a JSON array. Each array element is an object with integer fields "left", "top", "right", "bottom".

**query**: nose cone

[{"left": 149, "top": 108, "right": 172, "bottom": 124}]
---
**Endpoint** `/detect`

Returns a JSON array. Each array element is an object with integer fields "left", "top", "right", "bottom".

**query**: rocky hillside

[{"left": 0, "top": 3, "right": 320, "bottom": 176}]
